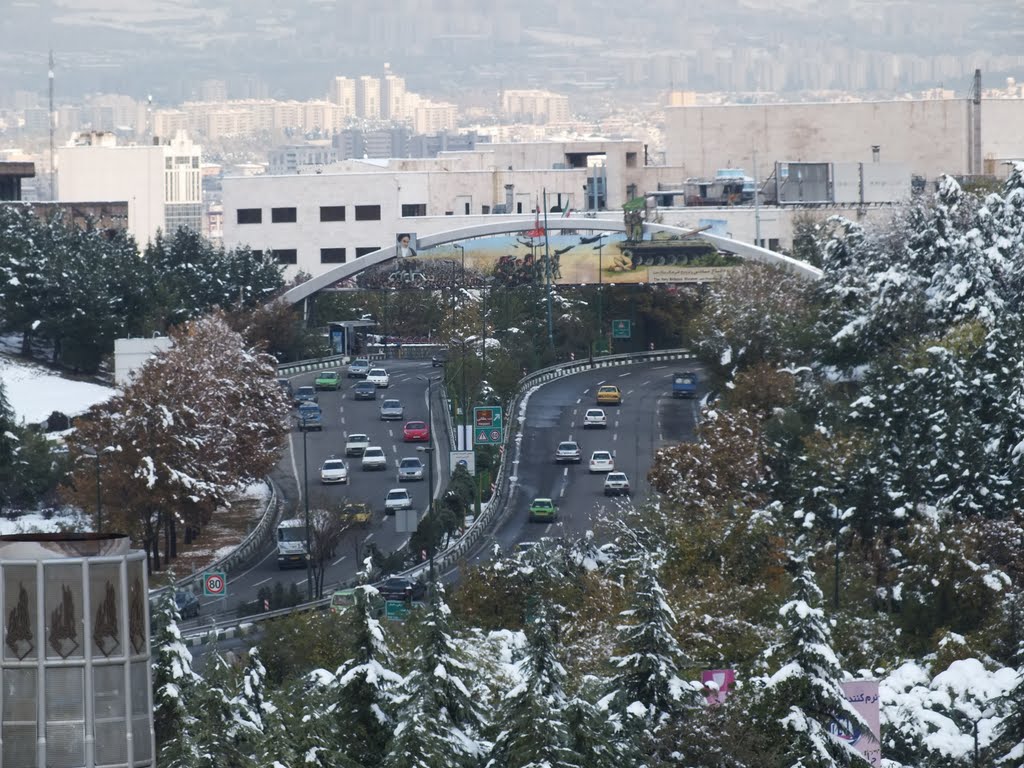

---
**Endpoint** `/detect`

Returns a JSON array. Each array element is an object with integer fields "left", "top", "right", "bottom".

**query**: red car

[{"left": 403, "top": 420, "right": 430, "bottom": 442}]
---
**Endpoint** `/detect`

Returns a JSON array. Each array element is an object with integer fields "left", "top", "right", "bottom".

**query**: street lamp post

[
  {"left": 595, "top": 234, "right": 606, "bottom": 355},
  {"left": 453, "top": 243, "right": 465, "bottom": 287},
  {"left": 417, "top": 375, "right": 440, "bottom": 581},
  {"left": 302, "top": 427, "right": 312, "bottom": 601},
  {"left": 79, "top": 447, "right": 112, "bottom": 533}
]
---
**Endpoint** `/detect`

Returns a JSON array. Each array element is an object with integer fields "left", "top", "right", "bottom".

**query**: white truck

[{"left": 276, "top": 519, "right": 308, "bottom": 569}]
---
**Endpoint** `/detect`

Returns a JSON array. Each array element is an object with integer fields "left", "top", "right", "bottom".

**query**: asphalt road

[
  {"left": 196, "top": 359, "right": 446, "bottom": 617},
  {"left": 479, "top": 361, "right": 704, "bottom": 556}
]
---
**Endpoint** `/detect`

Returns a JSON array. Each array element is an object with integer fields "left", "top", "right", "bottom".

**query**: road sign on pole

[
  {"left": 385, "top": 600, "right": 410, "bottom": 622},
  {"left": 612, "top": 319, "right": 632, "bottom": 339},
  {"left": 473, "top": 406, "right": 504, "bottom": 445},
  {"left": 450, "top": 450, "right": 476, "bottom": 476},
  {"left": 202, "top": 571, "right": 227, "bottom": 598}
]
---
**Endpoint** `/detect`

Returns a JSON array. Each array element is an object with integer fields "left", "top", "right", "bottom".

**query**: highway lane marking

[
  {"left": 563, "top": 467, "right": 568, "bottom": 478},
  {"left": 627, "top": 389, "right": 635, "bottom": 395},
  {"left": 641, "top": 379, "right": 650, "bottom": 386},
  {"left": 652, "top": 365, "right": 667, "bottom": 370},
  {"left": 575, "top": 397, "right": 581, "bottom": 404},
  {"left": 364, "top": 533, "right": 374, "bottom": 543},
  {"left": 331, "top": 555, "right": 347, "bottom": 567},
  {"left": 253, "top": 577, "right": 272, "bottom": 587},
  {"left": 613, "top": 433, "right": 617, "bottom": 441},
  {"left": 583, "top": 388, "right": 591, "bottom": 395},
  {"left": 596, "top": 381, "right": 605, "bottom": 386},
  {"left": 618, "top": 372, "right": 632, "bottom": 378}
]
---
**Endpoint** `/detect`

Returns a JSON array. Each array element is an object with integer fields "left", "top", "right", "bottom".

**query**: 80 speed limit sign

[{"left": 202, "top": 571, "right": 227, "bottom": 597}]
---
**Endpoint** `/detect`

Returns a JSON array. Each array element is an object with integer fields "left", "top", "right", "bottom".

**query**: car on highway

[
  {"left": 588, "top": 450, "right": 615, "bottom": 473},
  {"left": 378, "top": 577, "right": 427, "bottom": 603},
  {"left": 555, "top": 441, "right": 582, "bottom": 464},
  {"left": 342, "top": 502, "right": 372, "bottom": 525},
  {"left": 596, "top": 385, "right": 622, "bottom": 405},
  {"left": 345, "top": 433, "right": 371, "bottom": 457},
  {"left": 604, "top": 471, "right": 631, "bottom": 496},
  {"left": 296, "top": 402, "right": 323, "bottom": 431},
  {"left": 277, "top": 378, "right": 295, "bottom": 403},
  {"left": 529, "top": 497, "right": 558, "bottom": 523},
  {"left": 398, "top": 457, "right": 425, "bottom": 481},
  {"left": 402, "top": 420, "right": 430, "bottom": 442},
  {"left": 330, "top": 587, "right": 384, "bottom": 616},
  {"left": 315, "top": 370, "right": 341, "bottom": 391},
  {"left": 366, "top": 368, "right": 390, "bottom": 388},
  {"left": 361, "top": 446, "right": 388, "bottom": 471},
  {"left": 295, "top": 385, "right": 318, "bottom": 404},
  {"left": 583, "top": 408, "right": 607, "bottom": 429},
  {"left": 431, "top": 350, "right": 447, "bottom": 367},
  {"left": 380, "top": 399, "right": 404, "bottom": 420},
  {"left": 320, "top": 457, "right": 349, "bottom": 484},
  {"left": 353, "top": 381, "right": 377, "bottom": 400},
  {"left": 175, "top": 590, "right": 200, "bottom": 620},
  {"left": 384, "top": 488, "right": 413, "bottom": 513},
  {"left": 347, "top": 358, "right": 371, "bottom": 378}
]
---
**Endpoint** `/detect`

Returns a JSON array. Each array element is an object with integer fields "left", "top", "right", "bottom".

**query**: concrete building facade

[
  {"left": 57, "top": 130, "right": 202, "bottom": 245},
  {"left": 665, "top": 97, "right": 1024, "bottom": 181}
]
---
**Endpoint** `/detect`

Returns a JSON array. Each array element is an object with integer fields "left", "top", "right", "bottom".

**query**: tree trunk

[{"left": 169, "top": 515, "right": 177, "bottom": 560}]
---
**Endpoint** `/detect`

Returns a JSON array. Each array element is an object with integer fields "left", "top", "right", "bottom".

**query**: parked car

[
  {"left": 345, "top": 433, "right": 371, "bottom": 457},
  {"left": 398, "top": 457, "right": 425, "bottom": 481},
  {"left": 314, "top": 370, "right": 341, "bottom": 391},
  {"left": 379, "top": 399, "right": 405, "bottom": 420},
  {"left": 402, "top": 420, "right": 430, "bottom": 442},
  {"left": 603, "top": 472, "right": 631, "bottom": 496},
  {"left": 529, "top": 498, "right": 558, "bottom": 523},
  {"left": 347, "top": 359, "right": 371, "bottom": 378},
  {"left": 320, "top": 457, "right": 349, "bottom": 484},
  {"left": 384, "top": 488, "right": 413, "bottom": 513},
  {"left": 366, "top": 368, "right": 390, "bottom": 388},
  {"left": 175, "top": 590, "right": 200, "bottom": 620},
  {"left": 588, "top": 450, "right": 615, "bottom": 473},
  {"left": 596, "top": 385, "right": 622, "bottom": 405},
  {"left": 378, "top": 577, "right": 427, "bottom": 603},
  {"left": 295, "top": 385, "right": 318, "bottom": 404},
  {"left": 353, "top": 381, "right": 377, "bottom": 400},
  {"left": 555, "top": 441, "right": 582, "bottom": 463},
  {"left": 583, "top": 408, "right": 607, "bottom": 429},
  {"left": 361, "top": 446, "right": 388, "bottom": 471}
]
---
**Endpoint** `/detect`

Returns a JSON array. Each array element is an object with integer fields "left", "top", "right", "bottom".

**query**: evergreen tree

[
  {"left": 277, "top": 669, "right": 348, "bottom": 768},
  {"left": 756, "top": 548, "right": 871, "bottom": 768},
  {"left": 486, "top": 603, "right": 578, "bottom": 768},
  {"left": 563, "top": 677, "right": 621, "bottom": 768},
  {"left": 331, "top": 585, "right": 403, "bottom": 768},
  {"left": 384, "top": 585, "right": 487, "bottom": 768},
  {"left": 150, "top": 589, "right": 201, "bottom": 757},
  {"left": 0, "top": 381, "right": 19, "bottom": 514}
]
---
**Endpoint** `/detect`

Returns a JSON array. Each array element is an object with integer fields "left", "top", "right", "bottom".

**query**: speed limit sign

[{"left": 202, "top": 571, "right": 227, "bottom": 597}]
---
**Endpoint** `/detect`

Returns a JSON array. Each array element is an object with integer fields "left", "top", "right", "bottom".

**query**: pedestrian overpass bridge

[{"left": 280, "top": 217, "right": 822, "bottom": 307}]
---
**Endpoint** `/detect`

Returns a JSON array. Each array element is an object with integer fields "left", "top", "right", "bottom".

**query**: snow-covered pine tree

[
  {"left": 167, "top": 650, "right": 247, "bottom": 768},
  {"left": 757, "top": 547, "right": 871, "bottom": 768},
  {"left": 383, "top": 585, "right": 487, "bottom": 768},
  {"left": 987, "top": 162, "right": 1024, "bottom": 310},
  {"left": 231, "top": 647, "right": 285, "bottom": 764},
  {"left": 276, "top": 669, "right": 347, "bottom": 768},
  {"left": 562, "top": 677, "right": 621, "bottom": 768},
  {"left": 330, "top": 585, "right": 403, "bottom": 767},
  {"left": 486, "top": 603, "right": 579, "bottom": 768},
  {"left": 608, "top": 547, "right": 699, "bottom": 755},
  {"left": 151, "top": 589, "right": 202, "bottom": 760},
  {"left": 0, "top": 381, "right": 19, "bottom": 514}
]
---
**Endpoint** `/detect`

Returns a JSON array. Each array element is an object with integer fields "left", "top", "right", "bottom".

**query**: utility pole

[
  {"left": 542, "top": 189, "right": 554, "bottom": 348},
  {"left": 303, "top": 429, "right": 312, "bottom": 601},
  {"left": 48, "top": 50, "right": 56, "bottom": 200},
  {"left": 753, "top": 149, "right": 761, "bottom": 247}
]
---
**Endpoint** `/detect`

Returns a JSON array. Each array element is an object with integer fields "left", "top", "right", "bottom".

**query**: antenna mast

[{"left": 48, "top": 49, "right": 56, "bottom": 199}]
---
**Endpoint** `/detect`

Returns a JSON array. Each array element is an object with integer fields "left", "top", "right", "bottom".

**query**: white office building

[{"left": 57, "top": 130, "right": 202, "bottom": 245}]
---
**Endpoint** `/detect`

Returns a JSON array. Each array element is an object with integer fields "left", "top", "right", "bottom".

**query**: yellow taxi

[{"left": 596, "top": 385, "right": 622, "bottom": 405}]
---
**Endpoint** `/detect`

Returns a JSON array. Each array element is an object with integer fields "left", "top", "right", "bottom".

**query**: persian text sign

[
  {"left": 837, "top": 680, "right": 881, "bottom": 766},
  {"left": 647, "top": 266, "right": 738, "bottom": 284}
]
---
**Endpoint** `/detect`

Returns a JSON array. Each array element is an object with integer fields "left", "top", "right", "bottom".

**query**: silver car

[
  {"left": 398, "top": 457, "right": 425, "bottom": 481},
  {"left": 379, "top": 399, "right": 404, "bottom": 420}
]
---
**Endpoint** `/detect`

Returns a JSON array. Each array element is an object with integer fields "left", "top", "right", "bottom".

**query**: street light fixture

[
  {"left": 416, "top": 374, "right": 440, "bottom": 581},
  {"left": 453, "top": 243, "right": 465, "bottom": 287},
  {"left": 78, "top": 446, "right": 114, "bottom": 533}
]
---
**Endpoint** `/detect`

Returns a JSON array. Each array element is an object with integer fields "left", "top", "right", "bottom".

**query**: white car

[
  {"left": 361, "top": 446, "right": 388, "bottom": 471},
  {"left": 583, "top": 408, "right": 607, "bottom": 429},
  {"left": 320, "top": 458, "right": 349, "bottom": 484},
  {"left": 604, "top": 472, "right": 631, "bottom": 496},
  {"left": 366, "top": 368, "right": 390, "bottom": 388},
  {"left": 398, "top": 457, "right": 425, "bottom": 481},
  {"left": 588, "top": 450, "right": 615, "bottom": 473},
  {"left": 344, "top": 433, "right": 370, "bottom": 457},
  {"left": 384, "top": 488, "right": 413, "bottom": 513}
]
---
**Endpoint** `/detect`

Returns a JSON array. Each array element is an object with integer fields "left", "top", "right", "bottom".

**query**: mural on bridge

[{"left": 353, "top": 230, "right": 743, "bottom": 290}]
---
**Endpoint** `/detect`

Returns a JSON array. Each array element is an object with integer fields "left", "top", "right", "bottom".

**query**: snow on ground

[
  {"left": 0, "top": 355, "right": 115, "bottom": 425},
  {"left": 0, "top": 509, "right": 88, "bottom": 535}
]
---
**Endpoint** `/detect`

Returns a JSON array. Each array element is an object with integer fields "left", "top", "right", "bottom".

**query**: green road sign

[
  {"left": 385, "top": 600, "right": 409, "bottom": 622},
  {"left": 202, "top": 571, "right": 227, "bottom": 598},
  {"left": 473, "top": 406, "right": 504, "bottom": 445},
  {"left": 612, "top": 319, "right": 632, "bottom": 339},
  {"left": 593, "top": 339, "right": 610, "bottom": 355}
]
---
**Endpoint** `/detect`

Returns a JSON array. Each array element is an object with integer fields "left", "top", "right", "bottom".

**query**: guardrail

[{"left": 178, "top": 348, "right": 694, "bottom": 643}]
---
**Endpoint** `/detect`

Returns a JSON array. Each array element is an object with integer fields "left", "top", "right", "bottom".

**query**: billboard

[{"left": 836, "top": 680, "right": 881, "bottom": 766}]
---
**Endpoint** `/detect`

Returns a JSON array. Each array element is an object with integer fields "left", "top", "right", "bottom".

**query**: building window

[
  {"left": 271, "top": 249, "right": 297, "bottom": 264},
  {"left": 401, "top": 203, "right": 426, "bottom": 217},
  {"left": 320, "top": 206, "right": 346, "bottom": 222},
  {"left": 464, "top": 202, "right": 470, "bottom": 215},
  {"left": 355, "top": 246, "right": 379, "bottom": 258},
  {"left": 320, "top": 248, "right": 346, "bottom": 263},
  {"left": 626, "top": 152, "right": 638, "bottom": 168},
  {"left": 354, "top": 205, "right": 381, "bottom": 221},
  {"left": 271, "top": 207, "right": 297, "bottom": 223},
  {"left": 237, "top": 208, "right": 262, "bottom": 224},
  {"left": 481, "top": 205, "right": 491, "bottom": 215},
  {"left": 516, "top": 202, "right": 523, "bottom": 213}
]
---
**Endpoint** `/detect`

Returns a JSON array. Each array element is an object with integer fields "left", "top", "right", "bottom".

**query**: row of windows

[
  {"left": 270, "top": 246, "right": 380, "bottom": 265},
  {"left": 237, "top": 203, "right": 425, "bottom": 225}
]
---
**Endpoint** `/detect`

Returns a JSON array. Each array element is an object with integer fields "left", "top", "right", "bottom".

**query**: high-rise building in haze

[
  {"left": 356, "top": 76, "right": 380, "bottom": 119},
  {"left": 381, "top": 74, "right": 406, "bottom": 120},
  {"left": 329, "top": 77, "right": 356, "bottom": 117}
]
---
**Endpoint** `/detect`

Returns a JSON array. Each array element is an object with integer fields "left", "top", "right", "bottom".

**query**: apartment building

[{"left": 501, "top": 90, "right": 571, "bottom": 124}]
